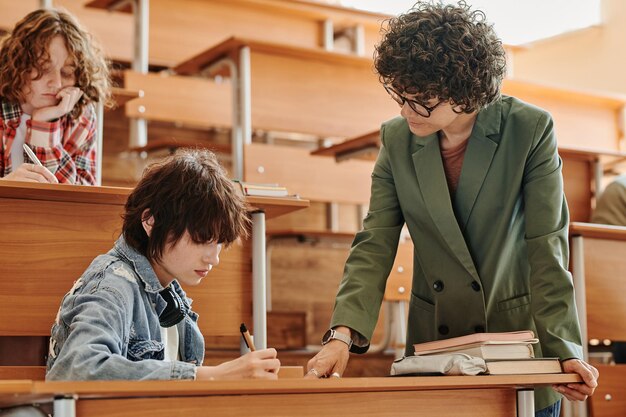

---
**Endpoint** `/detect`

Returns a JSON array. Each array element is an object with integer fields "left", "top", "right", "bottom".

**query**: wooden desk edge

[
  {"left": 29, "top": 374, "right": 581, "bottom": 399},
  {"left": 570, "top": 221, "right": 626, "bottom": 240}
]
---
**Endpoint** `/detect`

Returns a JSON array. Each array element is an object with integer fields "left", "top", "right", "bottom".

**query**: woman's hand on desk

[
  {"left": 196, "top": 348, "right": 281, "bottom": 380},
  {"left": 305, "top": 339, "right": 350, "bottom": 379},
  {"left": 1, "top": 163, "right": 58, "bottom": 183},
  {"left": 553, "top": 359, "right": 599, "bottom": 401}
]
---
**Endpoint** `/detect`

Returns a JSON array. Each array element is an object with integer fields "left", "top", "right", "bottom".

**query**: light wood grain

[
  {"left": 578, "top": 235, "right": 626, "bottom": 340},
  {"left": 588, "top": 364, "right": 626, "bottom": 417},
  {"left": 123, "top": 70, "right": 232, "bottom": 129},
  {"left": 245, "top": 143, "right": 373, "bottom": 205}
]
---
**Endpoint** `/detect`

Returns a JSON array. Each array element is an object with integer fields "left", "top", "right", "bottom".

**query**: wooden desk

[
  {"left": 0, "top": 182, "right": 308, "bottom": 363},
  {"left": 568, "top": 222, "right": 626, "bottom": 417},
  {"left": 1, "top": 374, "right": 580, "bottom": 416},
  {"left": 172, "top": 36, "right": 397, "bottom": 179}
]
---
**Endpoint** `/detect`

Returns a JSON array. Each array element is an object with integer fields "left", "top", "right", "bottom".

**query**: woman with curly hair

[
  {"left": 0, "top": 8, "right": 110, "bottom": 185},
  {"left": 307, "top": 2, "right": 598, "bottom": 415}
]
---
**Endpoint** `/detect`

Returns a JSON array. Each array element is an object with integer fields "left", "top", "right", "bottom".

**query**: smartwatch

[{"left": 322, "top": 328, "right": 353, "bottom": 349}]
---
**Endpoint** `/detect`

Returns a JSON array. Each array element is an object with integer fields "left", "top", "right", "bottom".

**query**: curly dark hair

[
  {"left": 123, "top": 149, "right": 250, "bottom": 263},
  {"left": 0, "top": 8, "right": 112, "bottom": 119},
  {"left": 374, "top": 1, "right": 506, "bottom": 113}
]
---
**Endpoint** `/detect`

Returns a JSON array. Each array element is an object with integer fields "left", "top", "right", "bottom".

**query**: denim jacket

[{"left": 46, "top": 235, "right": 205, "bottom": 380}]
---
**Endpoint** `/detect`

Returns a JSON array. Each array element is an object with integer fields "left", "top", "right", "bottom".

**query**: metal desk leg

[
  {"left": 251, "top": 211, "right": 267, "bottom": 349},
  {"left": 53, "top": 396, "right": 75, "bottom": 417},
  {"left": 517, "top": 389, "right": 534, "bottom": 417}
]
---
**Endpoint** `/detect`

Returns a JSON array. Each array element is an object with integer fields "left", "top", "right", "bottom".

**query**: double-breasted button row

[{"left": 433, "top": 280, "right": 480, "bottom": 293}]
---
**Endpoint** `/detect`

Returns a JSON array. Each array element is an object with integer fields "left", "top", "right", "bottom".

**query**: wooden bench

[
  {"left": 0, "top": 181, "right": 308, "bottom": 379},
  {"left": 569, "top": 222, "right": 626, "bottom": 417},
  {"left": 84, "top": 0, "right": 392, "bottom": 65}
]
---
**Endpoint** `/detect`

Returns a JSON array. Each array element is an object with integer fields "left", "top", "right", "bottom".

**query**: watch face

[{"left": 322, "top": 329, "right": 333, "bottom": 344}]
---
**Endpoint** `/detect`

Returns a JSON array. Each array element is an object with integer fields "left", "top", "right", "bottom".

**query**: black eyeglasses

[{"left": 384, "top": 85, "right": 442, "bottom": 118}]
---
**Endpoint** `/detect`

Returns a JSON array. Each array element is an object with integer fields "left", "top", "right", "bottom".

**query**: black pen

[{"left": 240, "top": 322, "right": 256, "bottom": 351}]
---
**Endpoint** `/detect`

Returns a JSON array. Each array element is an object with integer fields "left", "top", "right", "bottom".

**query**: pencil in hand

[
  {"left": 240, "top": 322, "right": 256, "bottom": 351},
  {"left": 23, "top": 144, "right": 43, "bottom": 166}
]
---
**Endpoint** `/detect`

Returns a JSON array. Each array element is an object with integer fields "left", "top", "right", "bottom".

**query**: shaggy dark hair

[
  {"left": 123, "top": 149, "right": 250, "bottom": 263},
  {"left": 374, "top": 1, "right": 506, "bottom": 113}
]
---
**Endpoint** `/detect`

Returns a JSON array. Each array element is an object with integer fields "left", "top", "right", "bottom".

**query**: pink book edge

[{"left": 412, "top": 331, "right": 536, "bottom": 354}]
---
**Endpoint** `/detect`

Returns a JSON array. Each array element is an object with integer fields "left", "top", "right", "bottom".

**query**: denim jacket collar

[{"left": 112, "top": 235, "right": 165, "bottom": 294}]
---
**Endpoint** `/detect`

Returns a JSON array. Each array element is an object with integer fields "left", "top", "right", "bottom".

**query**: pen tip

[{"left": 240, "top": 323, "right": 247, "bottom": 332}]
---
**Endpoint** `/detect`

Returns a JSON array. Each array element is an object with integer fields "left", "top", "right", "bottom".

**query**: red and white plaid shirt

[{"left": 0, "top": 100, "right": 97, "bottom": 185}]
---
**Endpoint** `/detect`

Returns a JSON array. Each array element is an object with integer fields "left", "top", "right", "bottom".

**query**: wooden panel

[
  {"left": 75, "top": 388, "right": 516, "bottom": 417},
  {"left": 581, "top": 236, "right": 626, "bottom": 340},
  {"left": 562, "top": 155, "right": 593, "bottom": 222},
  {"left": 0, "top": 367, "right": 45, "bottom": 381},
  {"left": 0, "top": 197, "right": 125, "bottom": 336},
  {"left": 124, "top": 70, "right": 232, "bottom": 129},
  {"left": 267, "top": 311, "right": 307, "bottom": 349},
  {"left": 589, "top": 364, "right": 626, "bottom": 417},
  {"left": 245, "top": 143, "right": 374, "bottom": 204},
  {"left": 385, "top": 240, "right": 414, "bottom": 302},
  {"left": 0, "top": 182, "right": 259, "bottom": 346},
  {"left": 249, "top": 49, "right": 398, "bottom": 137},
  {"left": 502, "top": 79, "right": 624, "bottom": 151}
]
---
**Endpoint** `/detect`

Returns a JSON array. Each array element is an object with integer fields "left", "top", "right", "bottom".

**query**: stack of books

[
  {"left": 412, "top": 330, "right": 562, "bottom": 375},
  {"left": 235, "top": 181, "right": 289, "bottom": 197}
]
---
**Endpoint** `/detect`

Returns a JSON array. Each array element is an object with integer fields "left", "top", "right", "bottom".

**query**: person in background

[
  {"left": 591, "top": 174, "right": 626, "bottom": 363},
  {"left": 306, "top": 2, "right": 598, "bottom": 416},
  {"left": 0, "top": 8, "right": 111, "bottom": 185},
  {"left": 47, "top": 149, "right": 280, "bottom": 380}
]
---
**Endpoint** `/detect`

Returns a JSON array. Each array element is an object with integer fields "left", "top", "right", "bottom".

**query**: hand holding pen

[
  {"left": 194, "top": 323, "right": 280, "bottom": 380},
  {"left": 0, "top": 144, "right": 58, "bottom": 184}
]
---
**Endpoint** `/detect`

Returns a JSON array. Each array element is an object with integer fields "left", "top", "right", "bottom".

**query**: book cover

[
  {"left": 485, "top": 358, "right": 562, "bottom": 375},
  {"left": 413, "top": 330, "right": 537, "bottom": 355},
  {"left": 234, "top": 181, "right": 289, "bottom": 197},
  {"left": 418, "top": 342, "right": 535, "bottom": 359}
]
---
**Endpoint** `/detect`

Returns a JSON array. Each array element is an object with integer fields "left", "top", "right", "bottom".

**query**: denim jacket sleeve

[{"left": 46, "top": 264, "right": 197, "bottom": 381}]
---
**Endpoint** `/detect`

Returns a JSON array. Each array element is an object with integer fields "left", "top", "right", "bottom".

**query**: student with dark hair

[
  {"left": 306, "top": 2, "right": 598, "bottom": 415},
  {"left": 0, "top": 8, "right": 111, "bottom": 185},
  {"left": 46, "top": 149, "right": 280, "bottom": 380}
]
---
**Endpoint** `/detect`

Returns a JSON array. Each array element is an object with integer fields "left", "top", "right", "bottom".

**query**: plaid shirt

[{"left": 0, "top": 99, "right": 97, "bottom": 185}]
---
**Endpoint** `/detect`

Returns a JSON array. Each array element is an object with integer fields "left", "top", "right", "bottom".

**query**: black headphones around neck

[{"left": 158, "top": 286, "right": 187, "bottom": 328}]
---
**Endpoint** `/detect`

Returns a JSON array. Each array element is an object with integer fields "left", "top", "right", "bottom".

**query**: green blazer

[{"left": 331, "top": 96, "right": 583, "bottom": 409}]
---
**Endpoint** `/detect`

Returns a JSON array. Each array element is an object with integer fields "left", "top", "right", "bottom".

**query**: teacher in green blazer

[{"left": 305, "top": 2, "right": 598, "bottom": 415}]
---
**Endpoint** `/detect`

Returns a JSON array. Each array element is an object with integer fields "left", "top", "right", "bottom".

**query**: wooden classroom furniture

[
  {"left": 171, "top": 36, "right": 398, "bottom": 179},
  {"left": 312, "top": 131, "right": 626, "bottom": 222},
  {"left": 245, "top": 142, "right": 413, "bottom": 353},
  {"left": 0, "top": 180, "right": 308, "bottom": 377},
  {"left": 0, "top": 374, "right": 581, "bottom": 417},
  {"left": 569, "top": 222, "right": 626, "bottom": 417},
  {"left": 84, "top": 0, "right": 391, "bottom": 65}
]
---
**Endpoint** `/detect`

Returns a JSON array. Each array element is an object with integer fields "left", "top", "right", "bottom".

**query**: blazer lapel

[
  {"left": 453, "top": 100, "right": 503, "bottom": 231},
  {"left": 412, "top": 134, "right": 479, "bottom": 280}
]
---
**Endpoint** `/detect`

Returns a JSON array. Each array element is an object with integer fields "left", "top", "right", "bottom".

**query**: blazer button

[
  {"left": 433, "top": 280, "right": 444, "bottom": 292},
  {"left": 475, "top": 325, "right": 485, "bottom": 333},
  {"left": 471, "top": 281, "right": 481, "bottom": 292},
  {"left": 438, "top": 325, "right": 449, "bottom": 335}
]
